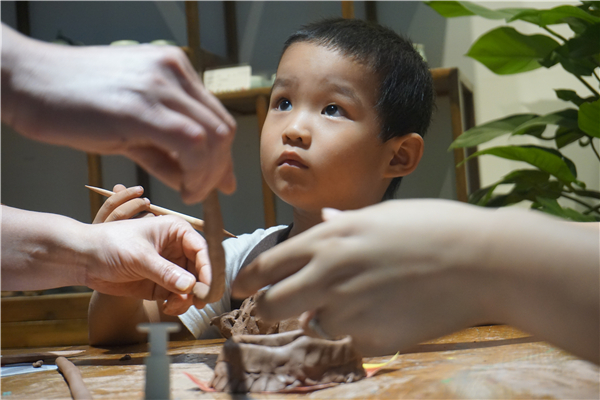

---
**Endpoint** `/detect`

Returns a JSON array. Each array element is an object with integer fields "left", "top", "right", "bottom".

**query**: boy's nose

[{"left": 282, "top": 114, "right": 311, "bottom": 147}]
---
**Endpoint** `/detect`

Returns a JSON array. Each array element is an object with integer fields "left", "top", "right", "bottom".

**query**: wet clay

[
  {"left": 55, "top": 356, "right": 92, "bottom": 400},
  {"left": 211, "top": 330, "right": 366, "bottom": 393},
  {"left": 211, "top": 292, "right": 301, "bottom": 338},
  {"left": 193, "top": 190, "right": 226, "bottom": 304}
]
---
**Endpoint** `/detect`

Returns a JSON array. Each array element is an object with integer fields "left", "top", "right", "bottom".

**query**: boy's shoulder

[{"left": 223, "top": 224, "right": 289, "bottom": 265}]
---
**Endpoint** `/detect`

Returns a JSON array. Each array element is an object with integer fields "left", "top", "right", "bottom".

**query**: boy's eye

[
  {"left": 323, "top": 104, "right": 343, "bottom": 117},
  {"left": 276, "top": 99, "right": 292, "bottom": 111}
]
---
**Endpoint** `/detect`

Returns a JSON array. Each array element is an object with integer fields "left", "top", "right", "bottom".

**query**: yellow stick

[{"left": 85, "top": 185, "right": 236, "bottom": 238}]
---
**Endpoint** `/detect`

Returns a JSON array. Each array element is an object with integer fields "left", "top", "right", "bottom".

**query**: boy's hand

[{"left": 93, "top": 184, "right": 151, "bottom": 224}]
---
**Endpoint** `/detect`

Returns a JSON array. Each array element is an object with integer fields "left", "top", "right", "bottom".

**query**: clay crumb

[
  {"left": 32, "top": 360, "right": 44, "bottom": 368},
  {"left": 119, "top": 354, "right": 132, "bottom": 361}
]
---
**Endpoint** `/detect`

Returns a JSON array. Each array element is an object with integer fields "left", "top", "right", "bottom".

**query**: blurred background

[{"left": 2, "top": 0, "right": 598, "bottom": 348}]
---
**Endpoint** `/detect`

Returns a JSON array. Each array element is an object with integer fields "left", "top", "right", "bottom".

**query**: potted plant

[{"left": 426, "top": 1, "right": 600, "bottom": 221}]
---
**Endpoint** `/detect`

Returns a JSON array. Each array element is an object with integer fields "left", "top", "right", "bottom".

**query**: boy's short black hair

[{"left": 282, "top": 18, "right": 435, "bottom": 200}]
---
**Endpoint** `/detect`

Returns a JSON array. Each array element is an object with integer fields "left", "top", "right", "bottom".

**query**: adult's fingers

[
  {"left": 176, "top": 51, "right": 236, "bottom": 130},
  {"left": 180, "top": 152, "right": 232, "bottom": 204},
  {"left": 216, "top": 158, "right": 236, "bottom": 195},
  {"left": 231, "top": 234, "right": 316, "bottom": 298},
  {"left": 191, "top": 282, "right": 210, "bottom": 310},
  {"left": 125, "top": 145, "right": 183, "bottom": 191},
  {"left": 256, "top": 258, "right": 329, "bottom": 322},
  {"left": 134, "top": 103, "right": 233, "bottom": 204},
  {"left": 161, "top": 90, "right": 224, "bottom": 141},
  {"left": 179, "top": 131, "right": 234, "bottom": 204},
  {"left": 162, "top": 292, "right": 194, "bottom": 315},
  {"left": 159, "top": 56, "right": 237, "bottom": 203},
  {"left": 139, "top": 252, "right": 197, "bottom": 296}
]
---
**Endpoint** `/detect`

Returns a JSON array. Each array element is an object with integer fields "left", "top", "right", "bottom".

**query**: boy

[{"left": 88, "top": 18, "right": 434, "bottom": 345}]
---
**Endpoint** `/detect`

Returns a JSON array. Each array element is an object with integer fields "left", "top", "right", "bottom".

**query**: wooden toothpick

[{"left": 85, "top": 185, "right": 236, "bottom": 238}]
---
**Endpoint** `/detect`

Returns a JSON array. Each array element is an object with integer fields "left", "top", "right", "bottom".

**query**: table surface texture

[{"left": 2, "top": 325, "right": 598, "bottom": 399}]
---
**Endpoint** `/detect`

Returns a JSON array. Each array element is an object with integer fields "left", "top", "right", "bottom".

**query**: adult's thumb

[
  {"left": 322, "top": 207, "right": 343, "bottom": 221},
  {"left": 143, "top": 256, "right": 197, "bottom": 294}
]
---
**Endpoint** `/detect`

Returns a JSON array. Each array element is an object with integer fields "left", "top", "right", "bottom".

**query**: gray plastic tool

[{"left": 137, "top": 322, "right": 180, "bottom": 400}]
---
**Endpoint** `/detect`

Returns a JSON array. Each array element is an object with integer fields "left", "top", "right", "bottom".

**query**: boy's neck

[{"left": 289, "top": 208, "right": 324, "bottom": 239}]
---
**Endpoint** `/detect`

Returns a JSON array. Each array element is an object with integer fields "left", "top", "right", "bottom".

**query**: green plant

[{"left": 426, "top": 1, "right": 600, "bottom": 222}]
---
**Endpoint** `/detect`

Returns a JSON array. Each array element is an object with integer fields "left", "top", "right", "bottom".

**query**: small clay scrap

[
  {"left": 211, "top": 330, "right": 365, "bottom": 393},
  {"left": 210, "top": 291, "right": 301, "bottom": 338},
  {"left": 119, "top": 354, "right": 131, "bottom": 362},
  {"left": 32, "top": 360, "right": 44, "bottom": 368}
]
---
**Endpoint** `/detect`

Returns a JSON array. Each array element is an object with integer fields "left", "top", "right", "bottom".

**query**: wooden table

[{"left": 2, "top": 325, "right": 598, "bottom": 399}]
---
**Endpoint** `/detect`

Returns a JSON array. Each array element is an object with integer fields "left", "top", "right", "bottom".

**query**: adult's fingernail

[
  {"left": 216, "top": 124, "right": 230, "bottom": 136},
  {"left": 322, "top": 208, "right": 343, "bottom": 221},
  {"left": 175, "top": 274, "right": 195, "bottom": 292}
]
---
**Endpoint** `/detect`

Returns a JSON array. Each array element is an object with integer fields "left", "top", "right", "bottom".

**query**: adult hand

[
  {"left": 1, "top": 24, "right": 236, "bottom": 203},
  {"left": 88, "top": 215, "right": 214, "bottom": 314},
  {"left": 89, "top": 183, "right": 213, "bottom": 313},
  {"left": 1, "top": 205, "right": 213, "bottom": 314},
  {"left": 232, "top": 200, "right": 599, "bottom": 362},
  {"left": 233, "top": 200, "right": 491, "bottom": 356}
]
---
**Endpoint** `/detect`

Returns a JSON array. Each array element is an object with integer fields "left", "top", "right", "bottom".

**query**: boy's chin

[{"left": 275, "top": 191, "right": 324, "bottom": 213}]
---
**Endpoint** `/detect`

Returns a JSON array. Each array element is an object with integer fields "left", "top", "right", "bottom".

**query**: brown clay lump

[
  {"left": 211, "top": 329, "right": 366, "bottom": 393},
  {"left": 211, "top": 291, "right": 301, "bottom": 338}
]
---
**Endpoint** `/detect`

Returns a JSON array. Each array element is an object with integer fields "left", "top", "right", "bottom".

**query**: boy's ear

[{"left": 383, "top": 133, "right": 424, "bottom": 178}]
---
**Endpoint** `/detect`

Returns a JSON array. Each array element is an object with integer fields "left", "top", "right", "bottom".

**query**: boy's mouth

[{"left": 277, "top": 152, "right": 308, "bottom": 169}]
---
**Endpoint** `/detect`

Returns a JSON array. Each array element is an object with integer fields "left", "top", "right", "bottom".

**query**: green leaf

[
  {"left": 541, "top": 43, "right": 598, "bottom": 76},
  {"left": 461, "top": 145, "right": 580, "bottom": 184},
  {"left": 534, "top": 197, "right": 599, "bottom": 222},
  {"left": 425, "top": 1, "right": 523, "bottom": 20},
  {"left": 565, "top": 24, "right": 600, "bottom": 57},
  {"left": 581, "top": 2, "right": 600, "bottom": 18},
  {"left": 466, "top": 27, "right": 560, "bottom": 75},
  {"left": 512, "top": 109, "right": 579, "bottom": 136},
  {"left": 555, "top": 127, "right": 585, "bottom": 149},
  {"left": 578, "top": 99, "right": 600, "bottom": 138},
  {"left": 450, "top": 114, "right": 538, "bottom": 148},
  {"left": 566, "top": 17, "right": 590, "bottom": 34},
  {"left": 508, "top": 5, "right": 600, "bottom": 26},
  {"left": 539, "top": 50, "right": 561, "bottom": 68},
  {"left": 469, "top": 169, "right": 563, "bottom": 208},
  {"left": 468, "top": 185, "right": 495, "bottom": 206},
  {"left": 555, "top": 89, "right": 590, "bottom": 106},
  {"left": 557, "top": 52, "right": 599, "bottom": 76},
  {"left": 527, "top": 145, "right": 579, "bottom": 179}
]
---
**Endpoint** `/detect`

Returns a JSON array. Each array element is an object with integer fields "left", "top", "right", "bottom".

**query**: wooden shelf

[{"left": 215, "top": 87, "right": 272, "bottom": 114}]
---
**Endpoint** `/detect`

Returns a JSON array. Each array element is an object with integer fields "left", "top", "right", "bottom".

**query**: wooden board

[
  {"left": 2, "top": 326, "right": 598, "bottom": 399},
  {"left": 2, "top": 293, "right": 91, "bottom": 349}
]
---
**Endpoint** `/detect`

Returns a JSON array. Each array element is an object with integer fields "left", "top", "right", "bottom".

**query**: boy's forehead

[
  {"left": 276, "top": 42, "right": 378, "bottom": 102},
  {"left": 279, "top": 42, "right": 358, "bottom": 70}
]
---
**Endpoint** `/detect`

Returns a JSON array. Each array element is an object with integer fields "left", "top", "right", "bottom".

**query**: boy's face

[{"left": 260, "top": 42, "right": 392, "bottom": 212}]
